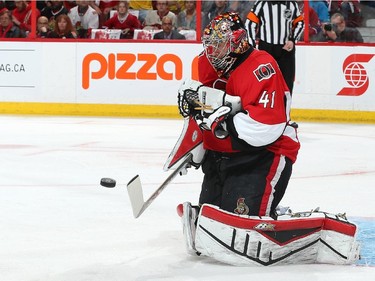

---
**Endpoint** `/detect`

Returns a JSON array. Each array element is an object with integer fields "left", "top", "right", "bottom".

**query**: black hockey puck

[{"left": 100, "top": 178, "right": 116, "bottom": 188}]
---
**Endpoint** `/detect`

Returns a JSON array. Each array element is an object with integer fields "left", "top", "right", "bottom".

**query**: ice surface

[{"left": 0, "top": 116, "right": 374, "bottom": 281}]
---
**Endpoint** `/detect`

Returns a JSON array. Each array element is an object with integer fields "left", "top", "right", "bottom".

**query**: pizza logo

[
  {"left": 253, "top": 63, "right": 276, "bottom": 82},
  {"left": 337, "top": 54, "right": 374, "bottom": 96}
]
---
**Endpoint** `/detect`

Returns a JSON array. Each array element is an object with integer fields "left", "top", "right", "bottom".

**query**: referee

[{"left": 246, "top": 0, "right": 304, "bottom": 94}]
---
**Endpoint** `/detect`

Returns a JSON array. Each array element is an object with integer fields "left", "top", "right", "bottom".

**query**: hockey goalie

[{"left": 164, "top": 12, "right": 360, "bottom": 266}]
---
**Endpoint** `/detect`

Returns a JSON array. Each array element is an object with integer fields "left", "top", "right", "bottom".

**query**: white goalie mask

[{"left": 202, "top": 12, "right": 250, "bottom": 77}]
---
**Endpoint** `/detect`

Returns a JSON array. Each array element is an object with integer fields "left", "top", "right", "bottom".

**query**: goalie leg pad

[{"left": 193, "top": 204, "right": 360, "bottom": 266}]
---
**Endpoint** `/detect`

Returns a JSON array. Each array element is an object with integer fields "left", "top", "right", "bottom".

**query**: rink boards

[{"left": 0, "top": 42, "right": 374, "bottom": 123}]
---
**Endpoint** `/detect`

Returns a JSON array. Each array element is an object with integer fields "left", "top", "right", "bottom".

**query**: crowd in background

[{"left": 0, "top": 0, "right": 374, "bottom": 42}]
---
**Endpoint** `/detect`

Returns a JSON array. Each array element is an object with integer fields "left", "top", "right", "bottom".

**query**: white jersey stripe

[
  {"left": 265, "top": 155, "right": 286, "bottom": 215},
  {"left": 233, "top": 112, "right": 286, "bottom": 147}
]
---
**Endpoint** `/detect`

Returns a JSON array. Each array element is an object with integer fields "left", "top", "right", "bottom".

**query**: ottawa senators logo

[
  {"left": 253, "top": 63, "right": 276, "bottom": 82},
  {"left": 234, "top": 198, "right": 249, "bottom": 215}
]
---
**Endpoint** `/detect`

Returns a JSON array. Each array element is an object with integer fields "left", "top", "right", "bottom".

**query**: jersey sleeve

[
  {"left": 227, "top": 52, "right": 290, "bottom": 148},
  {"left": 290, "top": 2, "right": 304, "bottom": 42},
  {"left": 245, "top": 0, "right": 262, "bottom": 47}
]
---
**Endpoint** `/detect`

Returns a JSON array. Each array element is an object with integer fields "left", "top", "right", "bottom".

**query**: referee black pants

[{"left": 258, "top": 40, "right": 296, "bottom": 94}]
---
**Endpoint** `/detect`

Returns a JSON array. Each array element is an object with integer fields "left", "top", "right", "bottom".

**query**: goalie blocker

[{"left": 178, "top": 203, "right": 360, "bottom": 266}]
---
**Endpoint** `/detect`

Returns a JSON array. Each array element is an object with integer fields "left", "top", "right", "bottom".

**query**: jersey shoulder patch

[{"left": 253, "top": 63, "right": 276, "bottom": 82}]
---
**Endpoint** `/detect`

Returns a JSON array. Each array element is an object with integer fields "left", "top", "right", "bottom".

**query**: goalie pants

[{"left": 199, "top": 149, "right": 293, "bottom": 217}]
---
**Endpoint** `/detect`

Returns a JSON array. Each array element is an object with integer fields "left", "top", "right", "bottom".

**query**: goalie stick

[{"left": 127, "top": 154, "right": 193, "bottom": 218}]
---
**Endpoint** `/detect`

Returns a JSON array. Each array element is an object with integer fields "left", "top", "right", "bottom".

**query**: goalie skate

[{"left": 177, "top": 202, "right": 200, "bottom": 256}]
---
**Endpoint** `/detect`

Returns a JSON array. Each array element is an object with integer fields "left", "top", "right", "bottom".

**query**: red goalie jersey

[{"left": 198, "top": 49, "right": 300, "bottom": 163}]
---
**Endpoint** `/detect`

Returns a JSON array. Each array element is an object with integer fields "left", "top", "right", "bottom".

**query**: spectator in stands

[
  {"left": 0, "top": 1, "right": 15, "bottom": 11},
  {"left": 177, "top": 0, "right": 203, "bottom": 31},
  {"left": 63, "top": 1, "right": 77, "bottom": 11},
  {"left": 314, "top": 12, "right": 363, "bottom": 42},
  {"left": 12, "top": 0, "right": 40, "bottom": 35},
  {"left": 129, "top": 0, "right": 153, "bottom": 24},
  {"left": 361, "top": 1, "right": 375, "bottom": 8},
  {"left": 309, "top": 0, "right": 330, "bottom": 23},
  {"left": 89, "top": 0, "right": 119, "bottom": 27},
  {"left": 41, "top": 1, "right": 69, "bottom": 21},
  {"left": 168, "top": 0, "right": 184, "bottom": 15},
  {"left": 329, "top": 0, "right": 362, "bottom": 27},
  {"left": 102, "top": 0, "right": 141, "bottom": 39},
  {"left": 68, "top": 0, "right": 99, "bottom": 38},
  {"left": 0, "top": 8, "right": 26, "bottom": 38},
  {"left": 143, "top": 0, "right": 177, "bottom": 30},
  {"left": 36, "top": 1, "right": 48, "bottom": 11},
  {"left": 201, "top": 0, "right": 213, "bottom": 14},
  {"left": 47, "top": 13, "right": 77, "bottom": 38},
  {"left": 228, "top": 1, "right": 255, "bottom": 22},
  {"left": 36, "top": 15, "right": 50, "bottom": 38},
  {"left": 153, "top": 15, "right": 185, "bottom": 39},
  {"left": 297, "top": 0, "right": 321, "bottom": 41},
  {"left": 203, "top": 0, "right": 230, "bottom": 28}
]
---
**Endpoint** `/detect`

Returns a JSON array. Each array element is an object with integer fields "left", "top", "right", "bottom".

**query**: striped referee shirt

[{"left": 246, "top": 0, "right": 304, "bottom": 46}]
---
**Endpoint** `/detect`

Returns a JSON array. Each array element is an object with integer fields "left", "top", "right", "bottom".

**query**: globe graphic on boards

[{"left": 344, "top": 62, "right": 368, "bottom": 88}]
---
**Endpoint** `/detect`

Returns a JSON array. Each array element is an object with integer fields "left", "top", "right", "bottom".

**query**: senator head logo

[{"left": 337, "top": 54, "right": 374, "bottom": 96}]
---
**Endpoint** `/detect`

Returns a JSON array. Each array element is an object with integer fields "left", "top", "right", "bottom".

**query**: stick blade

[{"left": 127, "top": 175, "right": 145, "bottom": 218}]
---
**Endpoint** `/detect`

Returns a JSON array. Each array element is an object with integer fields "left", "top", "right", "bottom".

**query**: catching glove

[
  {"left": 178, "top": 79, "right": 203, "bottom": 118},
  {"left": 177, "top": 79, "right": 242, "bottom": 118}
]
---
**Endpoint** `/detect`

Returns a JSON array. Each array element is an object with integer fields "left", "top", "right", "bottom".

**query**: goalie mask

[{"left": 202, "top": 12, "right": 250, "bottom": 77}]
